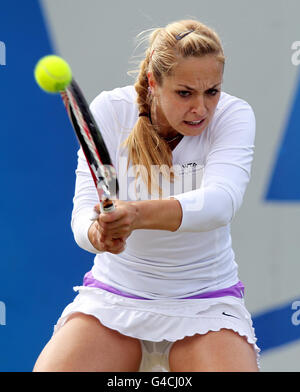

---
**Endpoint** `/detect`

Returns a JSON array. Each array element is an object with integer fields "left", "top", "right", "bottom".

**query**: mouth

[{"left": 183, "top": 118, "right": 206, "bottom": 127}]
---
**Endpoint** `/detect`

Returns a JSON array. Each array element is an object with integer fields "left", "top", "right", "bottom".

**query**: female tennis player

[{"left": 34, "top": 19, "right": 260, "bottom": 372}]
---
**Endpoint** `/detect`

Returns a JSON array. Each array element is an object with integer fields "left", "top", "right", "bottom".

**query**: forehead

[{"left": 165, "top": 55, "right": 223, "bottom": 87}]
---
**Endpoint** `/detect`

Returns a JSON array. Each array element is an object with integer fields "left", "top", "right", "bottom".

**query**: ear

[{"left": 147, "top": 71, "right": 157, "bottom": 93}]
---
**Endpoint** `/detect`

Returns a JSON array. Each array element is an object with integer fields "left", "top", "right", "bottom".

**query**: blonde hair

[{"left": 125, "top": 19, "right": 225, "bottom": 195}]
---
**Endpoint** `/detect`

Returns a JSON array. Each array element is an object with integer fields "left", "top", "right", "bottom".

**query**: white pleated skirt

[{"left": 53, "top": 286, "right": 260, "bottom": 371}]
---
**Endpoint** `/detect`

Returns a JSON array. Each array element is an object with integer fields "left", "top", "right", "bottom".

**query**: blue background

[
  {"left": 266, "top": 70, "right": 300, "bottom": 201},
  {"left": 0, "top": 1, "right": 91, "bottom": 370}
]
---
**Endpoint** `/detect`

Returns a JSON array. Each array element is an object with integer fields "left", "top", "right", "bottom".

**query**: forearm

[
  {"left": 134, "top": 198, "right": 183, "bottom": 232},
  {"left": 132, "top": 185, "right": 232, "bottom": 233}
]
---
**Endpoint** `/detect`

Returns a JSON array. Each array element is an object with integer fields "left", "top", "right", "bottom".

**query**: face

[{"left": 148, "top": 55, "right": 223, "bottom": 137}]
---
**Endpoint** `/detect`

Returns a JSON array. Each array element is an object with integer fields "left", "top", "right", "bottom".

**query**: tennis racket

[{"left": 60, "top": 79, "right": 118, "bottom": 214}]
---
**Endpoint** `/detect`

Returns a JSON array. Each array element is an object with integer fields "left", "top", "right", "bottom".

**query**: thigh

[
  {"left": 169, "top": 329, "right": 258, "bottom": 372},
  {"left": 33, "top": 312, "right": 142, "bottom": 372}
]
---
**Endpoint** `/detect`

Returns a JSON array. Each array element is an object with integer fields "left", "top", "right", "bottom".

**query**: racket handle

[
  {"left": 100, "top": 199, "right": 115, "bottom": 213},
  {"left": 89, "top": 199, "right": 115, "bottom": 221}
]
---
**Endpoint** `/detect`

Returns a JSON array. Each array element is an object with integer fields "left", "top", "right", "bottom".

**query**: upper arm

[
  {"left": 173, "top": 99, "right": 256, "bottom": 232},
  {"left": 89, "top": 91, "right": 119, "bottom": 168},
  {"left": 203, "top": 100, "right": 256, "bottom": 216}
]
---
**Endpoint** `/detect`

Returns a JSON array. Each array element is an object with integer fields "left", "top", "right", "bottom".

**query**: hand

[
  {"left": 89, "top": 200, "right": 139, "bottom": 254},
  {"left": 88, "top": 219, "right": 126, "bottom": 254}
]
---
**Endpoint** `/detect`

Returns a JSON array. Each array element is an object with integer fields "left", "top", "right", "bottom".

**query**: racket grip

[
  {"left": 89, "top": 199, "right": 115, "bottom": 221},
  {"left": 100, "top": 199, "right": 115, "bottom": 213}
]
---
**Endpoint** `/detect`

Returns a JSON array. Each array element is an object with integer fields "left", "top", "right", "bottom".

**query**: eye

[
  {"left": 177, "top": 90, "right": 191, "bottom": 98},
  {"left": 206, "top": 88, "right": 219, "bottom": 96}
]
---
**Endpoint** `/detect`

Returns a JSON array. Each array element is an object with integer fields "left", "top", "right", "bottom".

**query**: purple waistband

[{"left": 83, "top": 271, "right": 244, "bottom": 300}]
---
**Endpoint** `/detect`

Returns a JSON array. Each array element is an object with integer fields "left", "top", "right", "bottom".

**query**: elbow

[
  {"left": 213, "top": 207, "right": 233, "bottom": 228},
  {"left": 212, "top": 189, "right": 236, "bottom": 228},
  {"left": 174, "top": 186, "right": 236, "bottom": 232},
  {"left": 71, "top": 212, "right": 102, "bottom": 254},
  {"left": 70, "top": 217, "right": 84, "bottom": 249}
]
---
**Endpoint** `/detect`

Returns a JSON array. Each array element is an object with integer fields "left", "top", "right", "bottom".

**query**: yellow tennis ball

[{"left": 34, "top": 55, "right": 72, "bottom": 93}]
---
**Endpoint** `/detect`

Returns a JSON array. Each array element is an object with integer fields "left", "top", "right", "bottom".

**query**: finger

[
  {"left": 90, "top": 208, "right": 100, "bottom": 221},
  {"left": 99, "top": 209, "right": 124, "bottom": 224},
  {"left": 99, "top": 221, "right": 125, "bottom": 239},
  {"left": 94, "top": 204, "right": 101, "bottom": 214},
  {"left": 107, "top": 240, "right": 126, "bottom": 254},
  {"left": 101, "top": 237, "right": 120, "bottom": 247},
  {"left": 105, "top": 237, "right": 124, "bottom": 248},
  {"left": 100, "top": 232, "right": 105, "bottom": 243},
  {"left": 101, "top": 230, "right": 129, "bottom": 243}
]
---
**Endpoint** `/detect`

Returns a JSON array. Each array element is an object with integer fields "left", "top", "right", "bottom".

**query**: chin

[{"left": 179, "top": 122, "right": 208, "bottom": 136}]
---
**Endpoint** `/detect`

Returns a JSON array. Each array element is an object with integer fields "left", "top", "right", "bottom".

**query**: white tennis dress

[{"left": 54, "top": 86, "right": 260, "bottom": 371}]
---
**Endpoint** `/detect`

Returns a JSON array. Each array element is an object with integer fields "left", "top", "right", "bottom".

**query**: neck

[
  {"left": 162, "top": 133, "right": 183, "bottom": 143},
  {"left": 150, "top": 105, "right": 179, "bottom": 140}
]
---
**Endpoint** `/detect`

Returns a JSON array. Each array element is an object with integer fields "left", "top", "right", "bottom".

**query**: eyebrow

[{"left": 177, "top": 82, "right": 222, "bottom": 91}]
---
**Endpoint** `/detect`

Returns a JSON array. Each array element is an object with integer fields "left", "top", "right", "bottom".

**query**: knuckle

[
  {"left": 100, "top": 221, "right": 107, "bottom": 230},
  {"left": 124, "top": 217, "right": 131, "bottom": 226}
]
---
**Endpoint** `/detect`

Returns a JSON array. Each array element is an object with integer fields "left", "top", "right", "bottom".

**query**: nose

[{"left": 190, "top": 95, "right": 207, "bottom": 117}]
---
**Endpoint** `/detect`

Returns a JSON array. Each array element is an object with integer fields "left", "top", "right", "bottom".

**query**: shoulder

[
  {"left": 90, "top": 85, "right": 138, "bottom": 130},
  {"left": 215, "top": 91, "right": 255, "bottom": 120},
  {"left": 90, "top": 85, "right": 137, "bottom": 111},
  {"left": 207, "top": 91, "right": 256, "bottom": 145}
]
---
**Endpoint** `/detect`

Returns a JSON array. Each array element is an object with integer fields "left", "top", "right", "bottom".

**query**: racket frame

[{"left": 60, "top": 79, "right": 118, "bottom": 213}]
